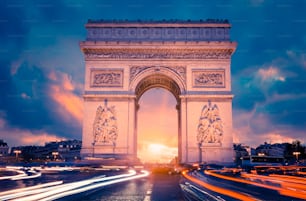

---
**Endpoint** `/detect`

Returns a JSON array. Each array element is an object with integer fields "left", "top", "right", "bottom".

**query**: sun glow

[
  {"left": 138, "top": 142, "right": 177, "bottom": 164},
  {"left": 148, "top": 143, "right": 167, "bottom": 155}
]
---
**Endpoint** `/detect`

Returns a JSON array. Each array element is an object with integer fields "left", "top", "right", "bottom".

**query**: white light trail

[
  {"left": 11, "top": 169, "right": 42, "bottom": 180},
  {"left": 0, "top": 181, "right": 63, "bottom": 197},
  {"left": 0, "top": 169, "right": 27, "bottom": 180},
  {"left": 8, "top": 170, "right": 142, "bottom": 201},
  {"left": 39, "top": 170, "right": 150, "bottom": 201}
]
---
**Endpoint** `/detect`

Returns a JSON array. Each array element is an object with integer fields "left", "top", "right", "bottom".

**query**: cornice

[
  {"left": 81, "top": 47, "right": 236, "bottom": 60},
  {"left": 86, "top": 19, "right": 231, "bottom": 28}
]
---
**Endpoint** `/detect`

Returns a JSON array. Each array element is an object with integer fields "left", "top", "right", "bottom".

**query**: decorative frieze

[
  {"left": 192, "top": 69, "right": 225, "bottom": 88},
  {"left": 90, "top": 68, "right": 123, "bottom": 87},
  {"left": 197, "top": 101, "right": 223, "bottom": 145},
  {"left": 83, "top": 48, "right": 233, "bottom": 60},
  {"left": 129, "top": 66, "right": 186, "bottom": 83},
  {"left": 87, "top": 27, "right": 230, "bottom": 42}
]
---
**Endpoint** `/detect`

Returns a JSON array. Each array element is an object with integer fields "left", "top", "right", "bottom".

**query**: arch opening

[
  {"left": 137, "top": 88, "right": 178, "bottom": 164},
  {"left": 134, "top": 74, "right": 181, "bottom": 164}
]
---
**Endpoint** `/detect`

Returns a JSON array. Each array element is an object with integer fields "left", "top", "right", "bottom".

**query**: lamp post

[
  {"left": 293, "top": 151, "right": 301, "bottom": 163},
  {"left": 52, "top": 151, "right": 59, "bottom": 161},
  {"left": 13, "top": 150, "right": 21, "bottom": 161}
]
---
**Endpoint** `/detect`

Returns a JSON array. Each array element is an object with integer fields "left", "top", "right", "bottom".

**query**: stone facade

[{"left": 80, "top": 20, "right": 236, "bottom": 164}]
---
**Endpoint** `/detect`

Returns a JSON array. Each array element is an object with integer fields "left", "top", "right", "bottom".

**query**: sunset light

[
  {"left": 137, "top": 88, "right": 178, "bottom": 163},
  {"left": 138, "top": 142, "right": 177, "bottom": 164},
  {"left": 148, "top": 143, "right": 165, "bottom": 155}
]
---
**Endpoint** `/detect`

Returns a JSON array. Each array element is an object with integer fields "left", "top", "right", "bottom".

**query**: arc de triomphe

[{"left": 80, "top": 20, "right": 237, "bottom": 164}]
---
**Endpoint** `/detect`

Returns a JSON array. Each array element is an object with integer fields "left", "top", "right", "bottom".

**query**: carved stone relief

[
  {"left": 192, "top": 69, "right": 225, "bottom": 88},
  {"left": 83, "top": 48, "right": 233, "bottom": 60},
  {"left": 90, "top": 69, "right": 123, "bottom": 87},
  {"left": 93, "top": 100, "right": 118, "bottom": 146},
  {"left": 197, "top": 101, "right": 223, "bottom": 145}
]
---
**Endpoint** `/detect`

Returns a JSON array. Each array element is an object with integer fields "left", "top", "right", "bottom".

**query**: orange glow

[
  {"left": 49, "top": 71, "right": 83, "bottom": 124},
  {"left": 21, "top": 133, "right": 64, "bottom": 145},
  {"left": 182, "top": 170, "right": 257, "bottom": 201},
  {"left": 148, "top": 143, "right": 165, "bottom": 154},
  {"left": 50, "top": 85, "right": 83, "bottom": 123},
  {"left": 138, "top": 142, "right": 177, "bottom": 163},
  {"left": 205, "top": 168, "right": 306, "bottom": 200},
  {"left": 137, "top": 88, "right": 178, "bottom": 163}
]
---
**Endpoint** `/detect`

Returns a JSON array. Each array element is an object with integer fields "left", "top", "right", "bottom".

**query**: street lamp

[
  {"left": 52, "top": 152, "right": 59, "bottom": 161},
  {"left": 13, "top": 150, "right": 21, "bottom": 161},
  {"left": 293, "top": 151, "right": 301, "bottom": 162},
  {"left": 258, "top": 153, "right": 265, "bottom": 156}
]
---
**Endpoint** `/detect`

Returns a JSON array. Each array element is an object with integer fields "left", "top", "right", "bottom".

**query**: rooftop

[{"left": 88, "top": 19, "right": 229, "bottom": 24}]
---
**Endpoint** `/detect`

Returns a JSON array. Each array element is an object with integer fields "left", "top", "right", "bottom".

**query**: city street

[{"left": 0, "top": 166, "right": 184, "bottom": 201}]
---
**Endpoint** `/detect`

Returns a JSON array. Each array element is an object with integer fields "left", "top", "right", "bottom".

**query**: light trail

[
  {"left": 0, "top": 166, "right": 42, "bottom": 181},
  {"left": 34, "top": 166, "right": 80, "bottom": 172},
  {"left": 181, "top": 170, "right": 258, "bottom": 201},
  {"left": 7, "top": 170, "right": 149, "bottom": 201},
  {"left": 0, "top": 169, "right": 27, "bottom": 180},
  {"left": 11, "top": 169, "right": 42, "bottom": 180},
  {"left": 39, "top": 170, "right": 150, "bottom": 201},
  {"left": 0, "top": 181, "right": 63, "bottom": 197},
  {"left": 4, "top": 171, "right": 132, "bottom": 201},
  {"left": 181, "top": 181, "right": 226, "bottom": 201},
  {"left": 205, "top": 170, "right": 281, "bottom": 191},
  {"left": 205, "top": 169, "right": 306, "bottom": 200}
]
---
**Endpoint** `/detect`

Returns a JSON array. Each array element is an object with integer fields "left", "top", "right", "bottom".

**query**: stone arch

[
  {"left": 134, "top": 74, "right": 181, "bottom": 102},
  {"left": 80, "top": 20, "right": 236, "bottom": 164},
  {"left": 129, "top": 66, "right": 186, "bottom": 100}
]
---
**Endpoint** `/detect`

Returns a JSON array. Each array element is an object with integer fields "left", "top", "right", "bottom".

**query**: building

[
  {"left": 10, "top": 140, "right": 82, "bottom": 162},
  {"left": 80, "top": 19, "right": 237, "bottom": 164},
  {"left": 0, "top": 139, "right": 9, "bottom": 156}
]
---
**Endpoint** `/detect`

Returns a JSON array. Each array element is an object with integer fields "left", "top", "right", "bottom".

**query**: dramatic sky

[{"left": 1, "top": 0, "right": 306, "bottom": 161}]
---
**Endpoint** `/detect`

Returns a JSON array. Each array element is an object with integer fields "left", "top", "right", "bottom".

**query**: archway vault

[
  {"left": 135, "top": 74, "right": 181, "bottom": 102},
  {"left": 129, "top": 65, "right": 186, "bottom": 101}
]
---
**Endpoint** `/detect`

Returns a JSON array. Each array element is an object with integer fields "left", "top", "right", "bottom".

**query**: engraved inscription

[
  {"left": 90, "top": 69, "right": 123, "bottom": 87},
  {"left": 192, "top": 69, "right": 225, "bottom": 88}
]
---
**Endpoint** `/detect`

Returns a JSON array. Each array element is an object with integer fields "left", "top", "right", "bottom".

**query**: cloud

[
  {"left": 0, "top": 117, "right": 63, "bottom": 147},
  {"left": 232, "top": 108, "right": 304, "bottom": 147},
  {"left": 48, "top": 70, "right": 83, "bottom": 124},
  {"left": 257, "top": 66, "right": 285, "bottom": 82},
  {"left": 286, "top": 50, "right": 306, "bottom": 69},
  {"left": 233, "top": 51, "right": 306, "bottom": 145},
  {"left": 0, "top": 61, "right": 83, "bottom": 146}
]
